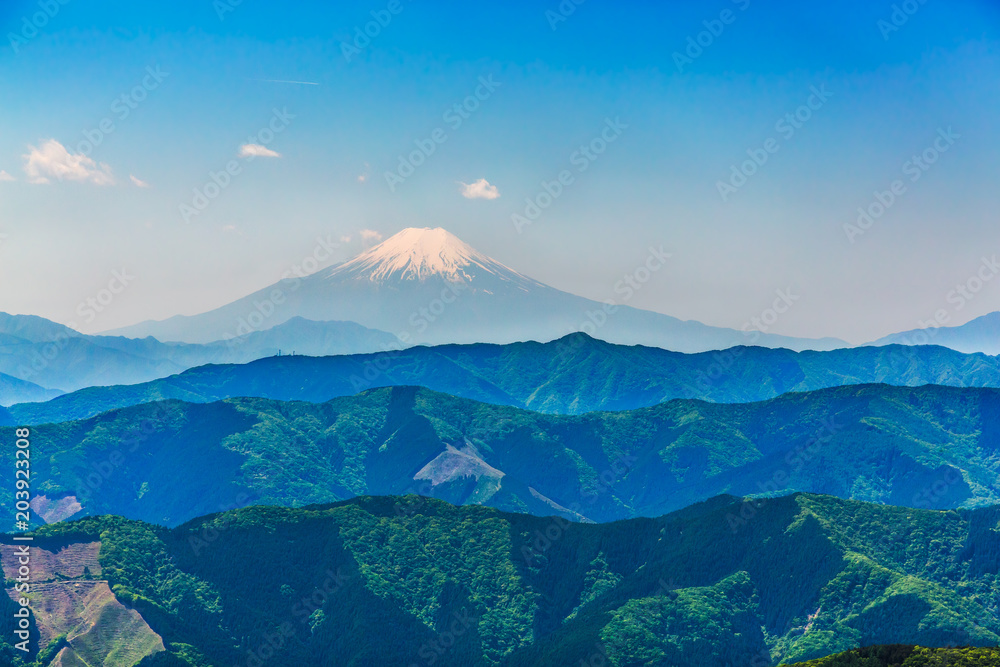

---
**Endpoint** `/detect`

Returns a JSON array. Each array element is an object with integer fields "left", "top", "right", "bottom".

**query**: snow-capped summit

[
  {"left": 103, "top": 226, "right": 843, "bottom": 353},
  {"left": 325, "top": 227, "right": 540, "bottom": 287}
]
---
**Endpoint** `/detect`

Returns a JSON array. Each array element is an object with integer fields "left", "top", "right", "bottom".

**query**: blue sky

[{"left": 1, "top": 0, "right": 998, "bottom": 342}]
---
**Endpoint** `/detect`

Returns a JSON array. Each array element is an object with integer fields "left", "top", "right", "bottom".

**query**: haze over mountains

[
  {"left": 85, "top": 226, "right": 1000, "bottom": 358},
  {"left": 104, "top": 227, "right": 848, "bottom": 352},
  {"left": 0, "top": 312, "right": 395, "bottom": 404},
  {"left": 3, "top": 228, "right": 999, "bottom": 412}
]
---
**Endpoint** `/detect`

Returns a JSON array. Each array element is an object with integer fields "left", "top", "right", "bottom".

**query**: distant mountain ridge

[
  {"left": 8, "top": 383, "right": 1000, "bottom": 529},
  {"left": 0, "top": 312, "right": 397, "bottom": 403},
  {"left": 872, "top": 311, "right": 1000, "bottom": 355},
  {"left": 103, "top": 227, "right": 847, "bottom": 352},
  {"left": 0, "top": 372, "right": 60, "bottom": 407},
  {"left": 10, "top": 333, "right": 1000, "bottom": 425}
]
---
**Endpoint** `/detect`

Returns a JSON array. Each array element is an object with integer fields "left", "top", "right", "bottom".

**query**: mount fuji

[{"left": 105, "top": 228, "right": 846, "bottom": 352}]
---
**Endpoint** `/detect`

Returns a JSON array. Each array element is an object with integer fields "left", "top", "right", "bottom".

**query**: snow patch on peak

[{"left": 327, "top": 227, "right": 542, "bottom": 287}]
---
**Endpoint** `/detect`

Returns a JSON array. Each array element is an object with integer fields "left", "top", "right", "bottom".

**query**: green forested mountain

[
  {"left": 789, "top": 645, "right": 1000, "bottom": 665},
  {"left": 2, "top": 493, "right": 1000, "bottom": 666},
  {"left": 6, "top": 383, "right": 1000, "bottom": 527},
  {"left": 11, "top": 333, "right": 1000, "bottom": 424}
]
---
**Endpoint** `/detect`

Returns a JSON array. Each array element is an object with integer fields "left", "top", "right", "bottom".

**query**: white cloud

[
  {"left": 459, "top": 178, "right": 500, "bottom": 200},
  {"left": 130, "top": 174, "right": 150, "bottom": 188},
  {"left": 239, "top": 144, "right": 281, "bottom": 158},
  {"left": 0, "top": 170, "right": 14, "bottom": 182},
  {"left": 360, "top": 229, "right": 383, "bottom": 242},
  {"left": 22, "top": 140, "right": 115, "bottom": 185}
]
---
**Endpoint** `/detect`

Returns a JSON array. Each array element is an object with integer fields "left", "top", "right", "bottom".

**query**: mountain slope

[
  {"left": 4, "top": 493, "right": 1000, "bottom": 666},
  {"left": 103, "top": 227, "right": 846, "bottom": 352},
  {"left": 11, "top": 334, "right": 1000, "bottom": 425},
  {"left": 8, "top": 384, "right": 1000, "bottom": 528},
  {"left": 873, "top": 311, "right": 1000, "bottom": 355}
]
